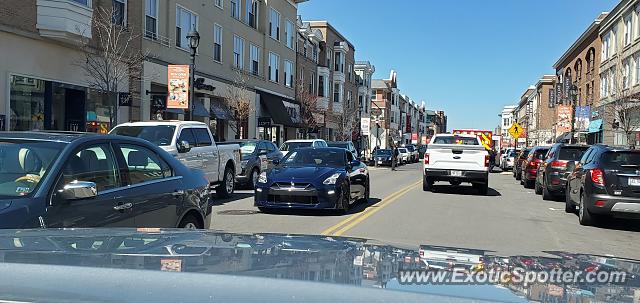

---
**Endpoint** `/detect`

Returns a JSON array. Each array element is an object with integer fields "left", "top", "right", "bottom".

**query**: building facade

[
  {"left": 499, "top": 105, "right": 518, "bottom": 148},
  {"left": 532, "top": 75, "right": 556, "bottom": 145},
  {"left": 515, "top": 87, "right": 535, "bottom": 148},
  {"left": 370, "top": 71, "right": 400, "bottom": 150},
  {"left": 598, "top": 0, "right": 640, "bottom": 146},
  {"left": 354, "top": 61, "right": 375, "bottom": 155},
  {"left": 295, "top": 15, "right": 323, "bottom": 138},
  {"left": 553, "top": 12, "right": 607, "bottom": 144}
]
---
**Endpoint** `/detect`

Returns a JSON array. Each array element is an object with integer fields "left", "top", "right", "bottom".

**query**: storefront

[
  {"left": 8, "top": 75, "right": 120, "bottom": 133},
  {"left": 257, "top": 90, "right": 300, "bottom": 147},
  {"left": 587, "top": 119, "right": 603, "bottom": 144}
]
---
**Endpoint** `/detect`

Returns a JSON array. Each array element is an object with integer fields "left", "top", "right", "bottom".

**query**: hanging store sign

[{"left": 167, "top": 65, "right": 190, "bottom": 109}]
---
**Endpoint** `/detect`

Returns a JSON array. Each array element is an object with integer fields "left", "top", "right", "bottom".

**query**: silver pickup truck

[
  {"left": 111, "top": 121, "right": 241, "bottom": 198},
  {"left": 422, "top": 134, "right": 490, "bottom": 195}
]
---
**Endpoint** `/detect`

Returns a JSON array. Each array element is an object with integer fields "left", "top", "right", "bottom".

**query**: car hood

[
  {"left": 269, "top": 166, "right": 340, "bottom": 183},
  {"left": 0, "top": 229, "right": 637, "bottom": 302}
]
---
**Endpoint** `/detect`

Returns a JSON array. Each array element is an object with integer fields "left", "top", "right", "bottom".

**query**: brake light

[
  {"left": 594, "top": 200, "right": 606, "bottom": 207},
  {"left": 527, "top": 160, "right": 540, "bottom": 169},
  {"left": 424, "top": 153, "right": 430, "bottom": 165},
  {"left": 485, "top": 155, "right": 490, "bottom": 167},
  {"left": 591, "top": 169, "right": 605, "bottom": 186},
  {"left": 550, "top": 160, "right": 567, "bottom": 169}
]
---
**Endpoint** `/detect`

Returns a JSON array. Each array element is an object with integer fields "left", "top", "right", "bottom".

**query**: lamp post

[
  {"left": 357, "top": 103, "right": 363, "bottom": 157},
  {"left": 186, "top": 29, "right": 200, "bottom": 121},
  {"left": 569, "top": 84, "right": 578, "bottom": 144}
]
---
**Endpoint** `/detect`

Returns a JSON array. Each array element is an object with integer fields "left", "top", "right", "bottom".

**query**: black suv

[
  {"left": 566, "top": 145, "right": 640, "bottom": 225},
  {"left": 535, "top": 144, "right": 589, "bottom": 200}
]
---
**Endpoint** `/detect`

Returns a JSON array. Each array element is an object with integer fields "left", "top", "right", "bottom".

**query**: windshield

[
  {"left": 281, "top": 149, "right": 345, "bottom": 167},
  {"left": 432, "top": 136, "right": 479, "bottom": 145},
  {"left": 398, "top": 148, "right": 408, "bottom": 153},
  {"left": 237, "top": 141, "right": 257, "bottom": 155},
  {"left": 558, "top": 147, "right": 589, "bottom": 161},
  {"left": 405, "top": 146, "right": 415, "bottom": 152},
  {"left": 281, "top": 142, "right": 313, "bottom": 151},
  {"left": 111, "top": 125, "right": 176, "bottom": 146},
  {"left": 0, "top": 140, "right": 64, "bottom": 198},
  {"left": 532, "top": 149, "right": 549, "bottom": 160},
  {"left": 375, "top": 149, "right": 392, "bottom": 156},
  {"left": 327, "top": 142, "right": 349, "bottom": 149},
  {"left": 602, "top": 151, "right": 640, "bottom": 168}
]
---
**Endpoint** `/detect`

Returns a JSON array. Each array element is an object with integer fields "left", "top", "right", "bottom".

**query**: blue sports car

[{"left": 254, "top": 147, "right": 370, "bottom": 213}]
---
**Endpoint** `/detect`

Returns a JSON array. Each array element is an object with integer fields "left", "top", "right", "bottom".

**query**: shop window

[{"left": 9, "top": 76, "right": 46, "bottom": 131}]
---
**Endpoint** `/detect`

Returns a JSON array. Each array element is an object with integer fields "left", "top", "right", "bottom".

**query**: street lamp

[
  {"left": 357, "top": 103, "right": 363, "bottom": 158},
  {"left": 569, "top": 84, "right": 578, "bottom": 144},
  {"left": 186, "top": 29, "right": 200, "bottom": 121}
]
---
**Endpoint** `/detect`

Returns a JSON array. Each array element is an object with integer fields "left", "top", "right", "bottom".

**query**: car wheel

[
  {"left": 338, "top": 184, "right": 350, "bottom": 214},
  {"left": 542, "top": 179, "right": 553, "bottom": 201},
  {"left": 565, "top": 187, "right": 575, "bottom": 213},
  {"left": 361, "top": 178, "right": 370, "bottom": 203},
  {"left": 216, "top": 166, "right": 235, "bottom": 198},
  {"left": 534, "top": 178, "right": 543, "bottom": 195},
  {"left": 248, "top": 168, "right": 259, "bottom": 190},
  {"left": 422, "top": 177, "right": 433, "bottom": 191},
  {"left": 515, "top": 169, "right": 522, "bottom": 180},
  {"left": 578, "top": 191, "right": 597, "bottom": 226},
  {"left": 258, "top": 207, "right": 271, "bottom": 214},
  {"left": 178, "top": 214, "right": 202, "bottom": 229}
]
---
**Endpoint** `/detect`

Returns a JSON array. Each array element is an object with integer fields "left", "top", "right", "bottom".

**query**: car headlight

[
  {"left": 240, "top": 160, "right": 249, "bottom": 168},
  {"left": 323, "top": 173, "right": 341, "bottom": 185},
  {"left": 258, "top": 172, "right": 268, "bottom": 184}
]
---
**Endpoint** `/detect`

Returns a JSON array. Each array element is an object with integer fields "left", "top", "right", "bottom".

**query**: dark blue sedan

[
  {"left": 0, "top": 132, "right": 211, "bottom": 229},
  {"left": 254, "top": 147, "right": 370, "bottom": 213}
]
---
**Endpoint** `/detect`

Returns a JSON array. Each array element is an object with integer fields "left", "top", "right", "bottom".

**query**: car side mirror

[
  {"left": 272, "top": 159, "right": 280, "bottom": 166},
  {"left": 349, "top": 160, "right": 360, "bottom": 168},
  {"left": 177, "top": 140, "right": 191, "bottom": 153},
  {"left": 59, "top": 181, "right": 97, "bottom": 200}
]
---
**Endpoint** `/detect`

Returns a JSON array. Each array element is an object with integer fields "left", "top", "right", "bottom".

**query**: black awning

[
  {"left": 192, "top": 100, "right": 210, "bottom": 117},
  {"left": 555, "top": 132, "right": 572, "bottom": 143},
  {"left": 210, "top": 98, "right": 233, "bottom": 120},
  {"left": 259, "top": 91, "right": 294, "bottom": 126}
]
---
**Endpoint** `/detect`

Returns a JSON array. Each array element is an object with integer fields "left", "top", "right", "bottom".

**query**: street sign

[
  {"left": 508, "top": 122, "right": 523, "bottom": 139},
  {"left": 361, "top": 118, "right": 370, "bottom": 136}
]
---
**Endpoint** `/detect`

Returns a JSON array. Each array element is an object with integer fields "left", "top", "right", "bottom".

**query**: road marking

[{"left": 321, "top": 180, "right": 421, "bottom": 236}]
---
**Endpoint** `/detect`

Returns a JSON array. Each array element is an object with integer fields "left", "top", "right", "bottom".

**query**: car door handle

[
  {"left": 172, "top": 190, "right": 185, "bottom": 197},
  {"left": 113, "top": 202, "right": 133, "bottom": 211}
]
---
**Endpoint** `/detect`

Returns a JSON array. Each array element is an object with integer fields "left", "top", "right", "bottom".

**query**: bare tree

[
  {"left": 295, "top": 79, "right": 320, "bottom": 139},
  {"left": 335, "top": 98, "right": 359, "bottom": 141},
  {"left": 605, "top": 50, "right": 640, "bottom": 148},
  {"left": 77, "top": 5, "right": 145, "bottom": 128},
  {"left": 225, "top": 70, "right": 254, "bottom": 139}
]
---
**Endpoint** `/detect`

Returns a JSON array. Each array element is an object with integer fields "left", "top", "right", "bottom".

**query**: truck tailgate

[{"left": 427, "top": 144, "right": 488, "bottom": 171}]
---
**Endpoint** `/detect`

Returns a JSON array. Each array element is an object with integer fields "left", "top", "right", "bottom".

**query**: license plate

[
  {"left": 629, "top": 178, "right": 640, "bottom": 186},
  {"left": 450, "top": 170, "right": 462, "bottom": 177},
  {"left": 378, "top": 161, "right": 383, "bottom": 164}
]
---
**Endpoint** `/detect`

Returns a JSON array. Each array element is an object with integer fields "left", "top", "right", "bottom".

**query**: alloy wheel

[
  {"left": 183, "top": 222, "right": 198, "bottom": 230},
  {"left": 226, "top": 171, "right": 234, "bottom": 194}
]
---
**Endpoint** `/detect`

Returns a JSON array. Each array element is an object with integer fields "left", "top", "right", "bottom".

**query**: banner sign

[
  {"left": 548, "top": 87, "right": 556, "bottom": 108},
  {"left": 555, "top": 83, "right": 562, "bottom": 106},
  {"left": 167, "top": 65, "right": 190, "bottom": 109},
  {"left": 556, "top": 105, "right": 573, "bottom": 134},
  {"left": 411, "top": 133, "right": 418, "bottom": 144},
  {"left": 574, "top": 106, "right": 590, "bottom": 132},
  {"left": 361, "top": 118, "right": 370, "bottom": 136},
  {"left": 257, "top": 117, "right": 271, "bottom": 128},
  {"left": 118, "top": 92, "right": 131, "bottom": 106}
]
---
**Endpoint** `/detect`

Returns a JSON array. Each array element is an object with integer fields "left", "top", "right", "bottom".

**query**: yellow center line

[{"left": 321, "top": 180, "right": 421, "bottom": 236}]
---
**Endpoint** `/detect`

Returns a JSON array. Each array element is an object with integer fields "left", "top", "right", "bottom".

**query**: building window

[
  {"left": 233, "top": 35, "right": 245, "bottom": 69},
  {"left": 601, "top": 72, "right": 608, "bottom": 97},
  {"left": 347, "top": 90, "right": 352, "bottom": 107},
  {"left": 145, "top": 0, "right": 157, "bottom": 39},
  {"left": 176, "top": 5, "right": 198, "bottom": 49},
  {"left": 269, "top": 8, "right": 280, "bottom": 40},
  {"left": 213, "top": 24, "right": 222, "bottom": 62},
  {"left": 246, "top": 0, "right": 258, "bottom": 28},
  {"left": 610, "top": 66, "right": 617, "bottom": 96},
  {"left": 230, "top": 0, "right": 241, "bottom": 19},
  {"left": 318, "top": 75, "right": 325, "bottom": 97},
  {"left": 326, "top": 50, "right": 332, "bottom": 69},
  {"left": 312, "top": 47, "right": 318, "bottom": 63},
  {"left": 300, "top": 67, "right": 304, "bottom": 82},
  {"left": 574, "top": 59, "right": 582, "bottom": 84},
  {"left": 333, "top": 83, "right": 340, "bottom": 103},
  {"left": 250, "top": 44, "right": 260, "bottom": 76},
  {"left": 625, "top": 14, "right": 632, "bottom": 46},
  {"left": 112, "top": 0, "right": 126, "bottom": 26},
  {"left": 623, "top": 59, "right": 630, "bottom": 89},
  {"left": 284, "top": 60, "right": 294, "bottom": 88},
  {"left": 636, "top": 55, "right": 640, "bottom": 85},
  {"left": 214, "top": 0, "right": 222, "bottom": 9},
  {"left": 269, "top": 52, "right": 279, "bottom": 83},
  {"left": 71, "top": 0, "right": 90, "bottom": 6},
  {"left": 348, "top": 64, "right": 353, "bottom": 82},
  {"left": 602, "top": 32, "right": 611, "bottom": 60},
  {"left": 310, "top": 71, "right": 316, "bottom": 94},
  {"left": 285, "top": 20, "right": 295, "bottom": 49},
  {"left": 334, "top": 52, "right": 342, "bottom": 72}
]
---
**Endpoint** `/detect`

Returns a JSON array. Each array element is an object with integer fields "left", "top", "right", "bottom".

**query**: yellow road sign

[{"left": 508, "top": 122, "right": 523, "bottom": 139}]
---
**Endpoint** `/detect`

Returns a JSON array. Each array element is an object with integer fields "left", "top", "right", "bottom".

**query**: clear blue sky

[{"left": 298, "top": 0, "right": 619, "bottom": 131}]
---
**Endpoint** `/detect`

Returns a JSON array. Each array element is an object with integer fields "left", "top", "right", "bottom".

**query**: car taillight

[
  {"left": 550, "top": 160, "right": 567, "bottom": 169},
  {"left": 527, "top": 160, "right": 540, "bottom": 169},
  {"left": 591, "top": 169, "right": 605, "bottom": 186},
  {"left": 424, "top": 153, "right": 430, "bottom": 165},
  {"left": 485, "top": 155, "right": 490, "bottom": 167}
]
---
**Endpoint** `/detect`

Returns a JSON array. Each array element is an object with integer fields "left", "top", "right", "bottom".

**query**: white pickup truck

[
  {"left": 423, "top": 134, "right": 490, "bottom": 195},
  {"left": 111, "top": 121, "right": 241, "bottom": 198}
]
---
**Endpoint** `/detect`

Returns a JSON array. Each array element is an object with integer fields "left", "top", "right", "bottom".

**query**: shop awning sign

[{"left": 167, "top": 65, "right": 189, "bottom": 109}]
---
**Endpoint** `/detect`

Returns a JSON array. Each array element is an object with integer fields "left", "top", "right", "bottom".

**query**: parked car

[
  {"left": 219, "top": 140, "right": 283, "bottom": 189},
  {"left": 403, "top": 144, "right": 419, "bottom": 162},
  {"left": 423, "top": 134, "right": 490, "bottom": 194},
  {"left": 500, "top": 149, "right": 517, "bottom": 170},
  {"left": 280, "top": 139, "right": 327, "bottom": 152},
  {"left": 398, "top": 148, "right": 411, "bottom": 164},
  {"left": 520, "top": 146, "right": 550, "bottom": 189},
  {"left": 566, "top": 145, "right": 640, "bottom": 225},
  {"left": 418, "top": 145, "right": 428, "bottom": 159},
  {"left": 513, "top": 148, "right": 531, "bottom": 180},
  {"left": 254, "top": 147, "right": 369, "bottom": 213},
  {"left": 0, "top": 131, "right": 211, "bottom": 229},
  {"left": 374, "top": 149, "right": 393, "bottom": 166},
  {"left": 500, "top": 148, "right": 516, "bottom": 168},
  {"left": 110, "top": 121, "right": 241, "bottom": 198},
  {"left": 327, "top": 141, "right": 358, "bottom": 159},
  {"left": 535, "top": 144, "right": 589, "bottom": 200}
]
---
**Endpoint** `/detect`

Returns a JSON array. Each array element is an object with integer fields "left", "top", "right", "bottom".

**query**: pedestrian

[{"left": 391, "top": 145, "right": 399, "bottom": 171}]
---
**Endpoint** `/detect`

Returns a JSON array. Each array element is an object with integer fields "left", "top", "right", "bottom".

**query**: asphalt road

[{"left": 210, "top": 162, "right": 640, "bottom": 259}]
